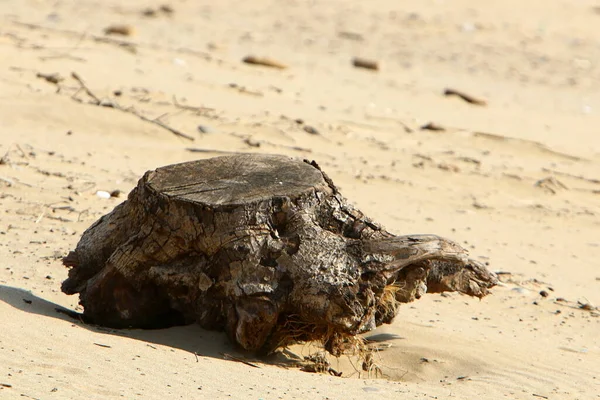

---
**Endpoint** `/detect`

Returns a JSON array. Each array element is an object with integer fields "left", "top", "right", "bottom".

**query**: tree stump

[{"left": 62, "top": 154, "right": 497, "bottom": 355}]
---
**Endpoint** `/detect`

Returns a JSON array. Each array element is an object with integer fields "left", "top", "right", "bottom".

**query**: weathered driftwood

[{"left": 62, "top": 154, "right": 496, "bottom": 355}]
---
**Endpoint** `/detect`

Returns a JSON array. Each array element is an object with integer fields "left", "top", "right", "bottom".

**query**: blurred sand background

[{"left": 1, "top": 0, "right": 599, "bottom": 398}]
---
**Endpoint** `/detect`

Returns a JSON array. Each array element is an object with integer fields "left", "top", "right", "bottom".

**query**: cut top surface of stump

[{"left": 146, "top": 154, "right": 330, "bottom": 206}]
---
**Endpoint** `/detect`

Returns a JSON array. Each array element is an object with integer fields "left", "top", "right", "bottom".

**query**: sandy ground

[{"left": 1, "top": 0, "right": 600, "bottom": 399}]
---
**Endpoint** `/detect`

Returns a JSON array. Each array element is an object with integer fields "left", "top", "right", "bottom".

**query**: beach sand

[{"left": 1, "top": 1, "right": 599, "bottom": 398}]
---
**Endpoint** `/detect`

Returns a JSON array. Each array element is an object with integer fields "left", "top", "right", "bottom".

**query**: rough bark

[{"left": 62, "top": 154, "right": 497, "bottom": 355}]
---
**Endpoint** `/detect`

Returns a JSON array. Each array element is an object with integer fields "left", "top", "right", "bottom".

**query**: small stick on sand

[
  {"left": 352, "top": 57, "right": 379, "bottom": 71},
  {"left": 420, "top": 122, "right": 446, "bottom": 131},
  {"left": 70, "top": 72, "right": 195, "bottom": 141},
  {"left": 186, "top": 148, "right": 241, "bottom": 155},
  {"left": 35, "top": 207, "right": 47, "bottom": 224},
  {"left": 443, "top": 88, "right": 487, "bottom": 106},
  {"left": 36, "top": 72, "right": 64, "bottom": 85},
  {"left": 116, "top": 107, "right": 195, "bottom": 141},
  {"left": 242, "top": 56, "right": 287, "bottom": 69},
  {"left": 541, "top": 168, "right": 600, "bottom": 185},
  {"left": 71, "top": 72, "right": 101, "bottom": 105},
  {"left": 172, "top": 96, "right": 214, "bottom": 115},
  {"left": 220, "top": 353, "right": 261, "bottom": 368},
  {"left": 104, "top": 24, "right": 135, "bottom": 37}
]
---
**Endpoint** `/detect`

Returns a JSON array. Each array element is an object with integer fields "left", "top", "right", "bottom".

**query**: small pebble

[
  {"left": 511, "top": 287, "right": 530, "bottom": 295},
  {"left": 352, "top": 57, "right": 379, "bottom": 71},
  {"left": 303, "top": 125, "right": 319, "bottom": 135},
  {"left": 197, "top": 125, "right": 215, "bottom": 134},
  {"left": 160, "top": 5, "right": 174, "bottom": 14},
  {"left": 104, "top": 24, "right": 135, "bottom": 36},
  {"left": 420, "top": 122, "right": 445, "bottom": 131},
  {"left": 96, "top": 190, "right": 111, "bottom": 199}
]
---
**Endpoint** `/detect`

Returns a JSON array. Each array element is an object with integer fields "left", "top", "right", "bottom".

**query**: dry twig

[
  {"left": 443, "top": 88, "right": 487, "bottom": 106},
  {"left": 352, "top": 57, "right": 379, "bottom": 71},
  {"left": 220, "top": 352, "right": 261, "bottom": 368},
  {"left": 69, "top": 72, "right": 195, "bottom": 141},
  {"left": 172, "top": 96, "right": 214, "bottom": 115},
  {"left": 36, "top": 72, "right": 64, "bottom": 85},
  {"left": 242, "top": 56, "right": 287, "bottom": 69},
  {"left": 71, "top": 72, "right": 101, "bottom": 104}
]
